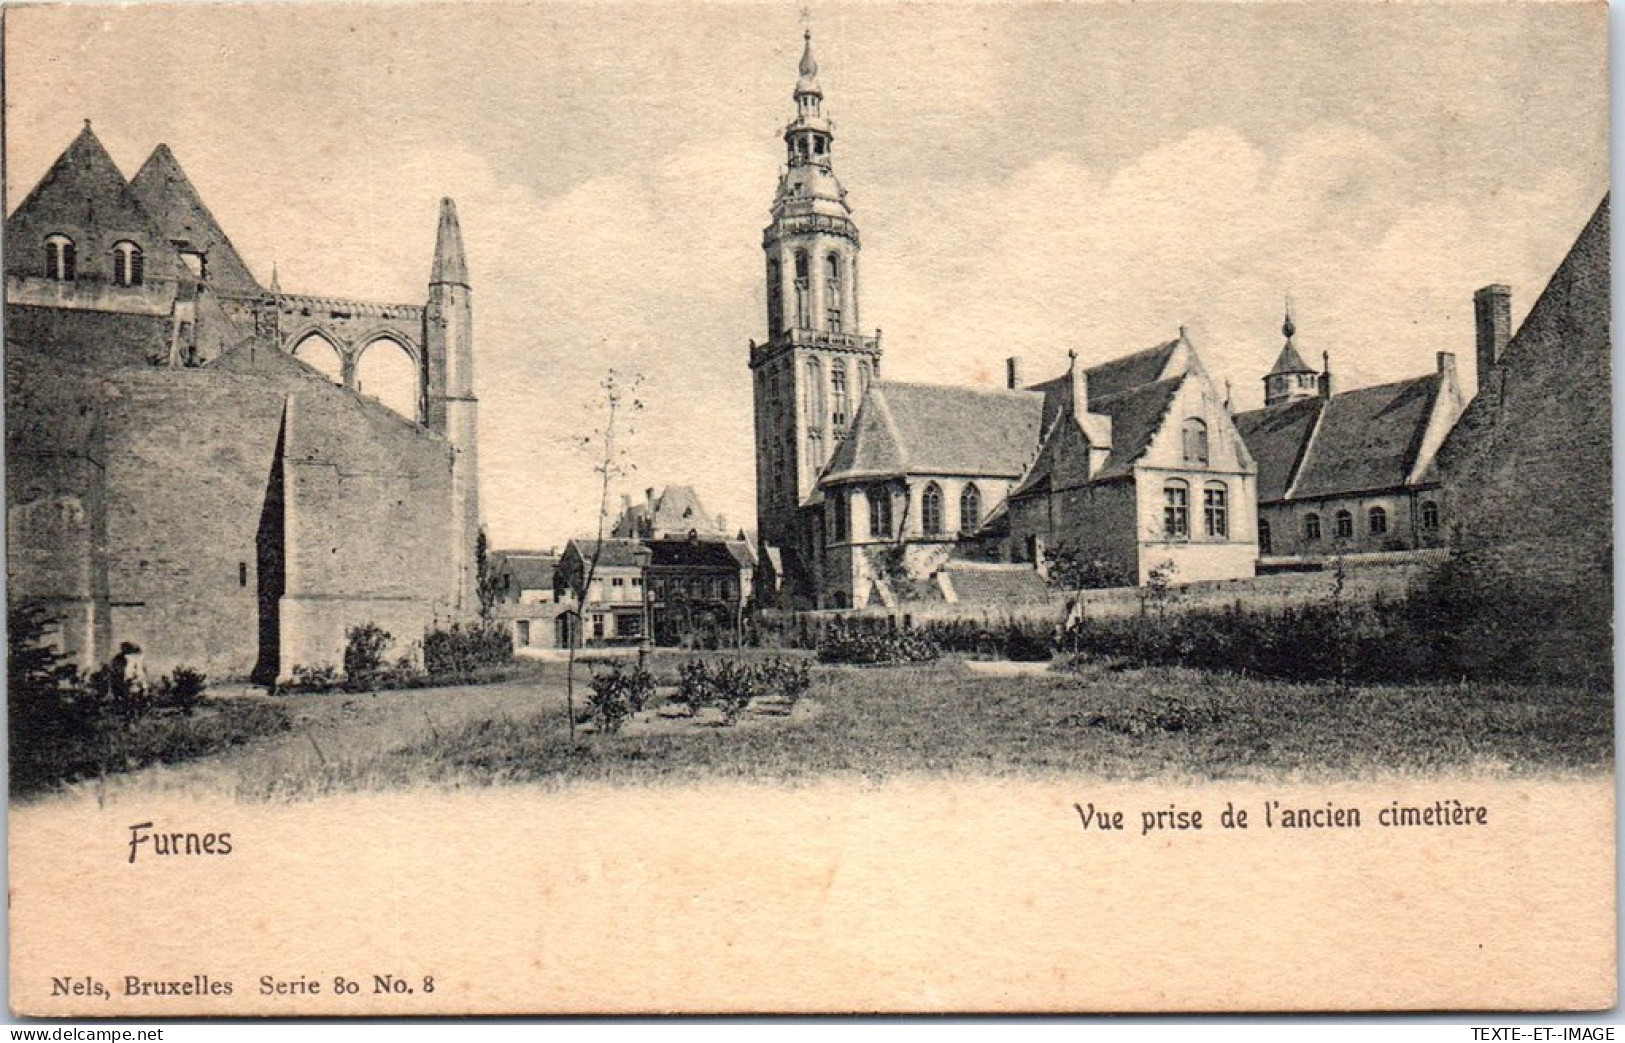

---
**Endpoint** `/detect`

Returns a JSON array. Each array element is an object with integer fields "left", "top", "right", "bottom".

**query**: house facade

[
  {"left": 1007, "top": 336, "right": 1259, "bottom": 587},
  {"left": 555, "top": 538, "right": 649, "bottom": 645}
]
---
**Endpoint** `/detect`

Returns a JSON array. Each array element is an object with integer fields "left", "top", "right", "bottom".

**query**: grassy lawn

[{"left": 221, "top": 656, "right": 1611, "bottom": 800}]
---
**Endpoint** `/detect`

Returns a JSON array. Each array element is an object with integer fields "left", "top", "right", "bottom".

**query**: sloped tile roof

[
  {"left": 1015, "top": 374, "right": 1184, "bottom": 496},
  {"left": 567, "top": 538, "right": 649, "bottom": 569},
  {"left": 1233, "top": 397, "right": 1325, "bottom": 502},
  {"left": 822, "top": 381, "right": 1044, "bottom": 482},
  {"left": 1029, "top": 340, "right": 1181, "bottom": 429},
  {"left": 1239, "top": 374, "right": 1442, "bottom": 502},
  {"left": 647, "top": 538, "right": 751, "bottom": 569},
  {"left": 497, "top": 553, "right": 557, "bottom": 591},
  {"left": 941, "top": 562, "right": 1054, "bottom": 604}
]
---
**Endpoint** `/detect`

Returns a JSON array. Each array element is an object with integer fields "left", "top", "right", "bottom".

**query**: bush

[
  {"left": 424, "top": 621, "right": 512, "bottom": 680},
  {"left": 668, "top": 657, "right": 811, "bottom": 723},
  {"left": 816, "top": 618, "right": 940, "bottom": 665},
  {"left": 1001, "top": 622, "right": 1055, "bottom": 662},
  {"left": 286, "top": 663, "right": 341, "bottom": 694},
  {"left": 586, "top": 662, "right": 655, "bottom": 734},
  {"left": 154, "top": 666, "right": 208, "bottom": 715},
  {"left": 708, "top": 660, "right": 762, "bottom": 724},
  {"left": 343, "top": 623, "right": 392, "bottom": 691}
]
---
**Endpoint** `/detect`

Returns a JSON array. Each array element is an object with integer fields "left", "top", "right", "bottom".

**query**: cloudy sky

[{"left": 6, "top": 3, "right": 1608, "bottom": 550}]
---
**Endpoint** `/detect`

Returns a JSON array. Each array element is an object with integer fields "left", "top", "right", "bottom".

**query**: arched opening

[
  {"left": 44, "top": 234, "right": 75, "bottom": 281},
  {"left": 921, "top": 482, "right": 943, "bottom": 536},
  {"left": 291, "top": 333, "right": 344, "bottom": 385},
  {"left": 960, "top": 483, "right": 982, "bottom": 532},
  {"left": 356, "top": 337, "right": 420, "bottom": 421},
  {"left": 111, "top": 241, "right": 144, "bottom": 287}
]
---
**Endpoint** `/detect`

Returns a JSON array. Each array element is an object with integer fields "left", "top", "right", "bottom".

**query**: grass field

[{"left": 174, "top": 655, "right": 1612, "bottom": 802}]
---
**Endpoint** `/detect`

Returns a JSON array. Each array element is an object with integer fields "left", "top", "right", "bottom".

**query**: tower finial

[
  {"left": 270, "top": 261, "right": 281, "bottom": 294},
  {"left": 431, "top": 197, "right": 469, "bottom": 287},
  {"left": 1282, "top": 295, "right": 1296, "bottom": 341},
  {"left": 797, "top": 26, "right": 820, "bottom": 88}
]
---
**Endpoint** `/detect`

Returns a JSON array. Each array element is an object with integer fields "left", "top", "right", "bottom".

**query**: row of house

[{"left": 491, "top": 486, "right": 757, "bottom": 649}]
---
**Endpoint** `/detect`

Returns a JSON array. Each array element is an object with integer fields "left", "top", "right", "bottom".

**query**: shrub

[
  {"left": 816, "top": 618, "right": 940, "bottom": 665},
  {"left": 1000, "top": 622, "right": 1055, "bottom": 662},
  {"left": 759, "top": 656, "right": 812, "bottom": 705},
  {"left": 155, "top": 666, "right": 208, "bottom": 715},
  {"left": 423, "top": 621, "right": 512, "bottom": 680},
  {"left": 674, "top": 658, "right": 715, "bottom": 715},
  {"left": 342, "top": 624, "right": 392, "bottom": 691},
  {"left": 586, "top": 662, "right": 654, "bottom": 734},
  {"left": 286, "top": 663, "right": 341, "bottom": 694}
]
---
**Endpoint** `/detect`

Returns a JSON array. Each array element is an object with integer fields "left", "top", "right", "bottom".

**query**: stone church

[
  {"left": 5, "top": 123, "right": 481, "bottom": 681},
  {"left": 749, "top": 36, "right": 1258, "bottom": 608}
]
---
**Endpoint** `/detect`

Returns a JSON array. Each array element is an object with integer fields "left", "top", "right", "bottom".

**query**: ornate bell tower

[{"left": 750, "top": 31, "right": 882, "bottom": 597}]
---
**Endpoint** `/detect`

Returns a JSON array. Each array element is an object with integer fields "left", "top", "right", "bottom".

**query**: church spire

[
  {"left": 797, "top": 29, "right": 821, "bottom": 96},
  {"left": 430, "top": 197, "right": 469, "bottom": 287}
]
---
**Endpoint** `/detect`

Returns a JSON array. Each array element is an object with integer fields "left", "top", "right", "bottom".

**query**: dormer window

[
  {"left": 44, "top": 235, "right": 75, "bottom": 281},
  {"left": 112, "top": 241, "right": 144, "bottom": 287}
]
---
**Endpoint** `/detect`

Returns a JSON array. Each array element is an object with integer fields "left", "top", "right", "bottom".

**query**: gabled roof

[
  {"left": 821, "top": 381, "right": 1044, "bottom": 484},
  {"left": 1029, "top": 339, "right": 1182, "bottom": 429},
  {"left": 564, "top": 537, "right": 648, "bottom": 569},
  {"left": 130, "top": 144, "right": 262, "bottom": 295},
  {"left": 1013, "top": 374, "right": 1185, "bottom": 496},
  {"left": 1233, "top": 396, "right": 1325, "bottom": 502},
  {"left": 5, "top": 124, "right": 180, "bottom": 283},
  {"left": 1236, "top": 373, "right": 1444, "bottom": 502},
  {"left": 496, "top": 553, "right": 557, "bottom": 591}
]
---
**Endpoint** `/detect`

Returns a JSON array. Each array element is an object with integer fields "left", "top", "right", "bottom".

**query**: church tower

[
  {"left": 750, "top": 32, "right": 882, "bottom": 595},
  {"left": 423, "top": 197, "right": 481, "bottom": 617}
]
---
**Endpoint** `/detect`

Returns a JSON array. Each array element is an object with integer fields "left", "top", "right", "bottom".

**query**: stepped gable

[
  {"left": 129, "top": 143, "right": 263, "bottom": 295},
  {"left": 822, "top": 381, "right": 1045, "bottom": 483}
]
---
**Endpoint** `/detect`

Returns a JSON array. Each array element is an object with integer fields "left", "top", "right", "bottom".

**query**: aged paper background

[{"left": 4, "top": 0, "right": 1614, "bottom": 1015}]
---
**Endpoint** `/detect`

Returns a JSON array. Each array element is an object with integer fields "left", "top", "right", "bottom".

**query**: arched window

[
  {"left": 1203, "top": 482, "right": 1228, "bottom": 538},
  {"left": 1182, "top": 418, "right": 1210, "bottom": 465},
  {"left": 766, "top": 257, "right": 783, "bottom": 333},
  {"left": 867, "top": 485, "right": 892, "bottom": 538},
  {"left": 771, "top": 441, "right": 786, "bottom": 501},
  {"left": 111, "top": 241, "right": 144, "bottom": 287},
  {"left": 1368, "top": 505, "right": 1388, "bottom": 536},
  {"left": 830, "top": 360, "right": 850, "bottom": 437},
  {"left": 794, "top": 250, "right": 811, "bottom": 328},
  {"left": 921, "top": 482, "right": 944, "bottom": 535},
  {"left": 1335, "top": 510, "right": 1354, "bottom": 539},
  {"left": 858, "top": 359, "right": 872, "bottom": 393},
  {"left": 803, "top": 356, "right": 825, "bottom": 432},
  {"left": 807, "top": 427, "right": 824, "bottom": 474},
  {"left": 355, "top": 337, "right": 420, "bottom": 421},
  {"left": 825, "top": 253, "right": 843, "bottom": 333},
  {"left": 1258, "top": 518, "right": 1272, "bottom": 555},
  {"left": 1163, "top": 480, "right": 1190, "bottom": 538},
  {"left": 1421, "top": 501, "right": 1440, "bottom": 531},
  {"left": 960, "top": 483, "right": 982, "bottom": 533},
  {"left": 44, "top": 235, "right": 75, "bottom": 281}
]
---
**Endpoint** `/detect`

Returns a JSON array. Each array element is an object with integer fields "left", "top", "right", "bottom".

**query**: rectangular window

[
  {"left": 1305, "top": 515, "right": 1322, "bottom": 541},
  {"left": 1163, "top": 485, "right": 1189, "bottom": 538},
  {"left": 238, "top": 562, "right": 248, "bottom": 587},
  {"left": 592, "top": 614, "right": 605, "bottom": 639},
  {"left": 612, "top": 577, "right": 624, "bottom": 587},
  {"left": 1204, "top": 487, "right": 1228, "bottom": 538}
]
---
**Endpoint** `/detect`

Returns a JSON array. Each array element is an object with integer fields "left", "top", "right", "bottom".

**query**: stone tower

[
  {"left": 1262, "top": 302, "right": 1321, "bottom": 407},
  {"left": 423, "top": 197, "right": 481, "bottom": 617},
  {"left": 750, "top": 32, "right": 882, "bottom": 597}
]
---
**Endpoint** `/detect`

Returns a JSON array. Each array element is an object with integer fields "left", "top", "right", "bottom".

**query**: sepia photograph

[{"left": 3, "top": 0, "right": 1613, "bottom": 1015}]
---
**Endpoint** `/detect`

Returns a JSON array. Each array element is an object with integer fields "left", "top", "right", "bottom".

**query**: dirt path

[{"left": 51, "top": 676, "right": 570, "bottom": 806}]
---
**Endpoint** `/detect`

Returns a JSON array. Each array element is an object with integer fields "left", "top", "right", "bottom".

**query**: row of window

[
  {"left": 828, "top": 482, "right": 984, "bottom": 541},
  {"left": 649, "top": 576, "right": 737, "bottom": 601},
  {"left": 767, "top": 250, "right": 846, "bottom": 334},
  {"left": 43, "top": 235, "right": 145, "bottom": 286},
  {"left": 1295, "top": 502, "right": 1437, "bottom": 542},
  {"left": 1162, "top": 480, "right": 1229, "bottom": 539}
]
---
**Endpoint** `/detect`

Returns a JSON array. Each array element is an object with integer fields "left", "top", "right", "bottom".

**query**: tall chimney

[
  {"left": 1320, "top": 351, "right": 1333, "bottom": 399},
  {"left": 1437, "top": 351, "right": 1457, "bottom": 377},
  {"left": 1006, "top": 356, "right": 1024, "bottom": 390},
  {"left": 1474, "top": 284, "right": 1512, "bottom": 383},
  {"left": 1067, "top": 351, "right": 1087, "bottom": 414}
]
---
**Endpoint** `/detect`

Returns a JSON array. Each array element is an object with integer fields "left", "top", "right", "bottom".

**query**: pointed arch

[
  {"left": 355, "top": 336, "right": 421, "bottom": 420},
  {"left": 960, "top": 483, "right": 982, "bottom": 533},
  {"left": 291, "top": 332, "right": 345, "bottom": 385},
  {"left": 921, "top": 482, "right": 944, "bottom": 536}
]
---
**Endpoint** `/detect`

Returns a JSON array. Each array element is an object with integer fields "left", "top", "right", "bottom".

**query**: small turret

[
  {"left": 422, "top": 197, "right": 479, "bottom": 617},
  {"left": 1263, "top": 298, "right": 1319, "bottom": 407}
]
